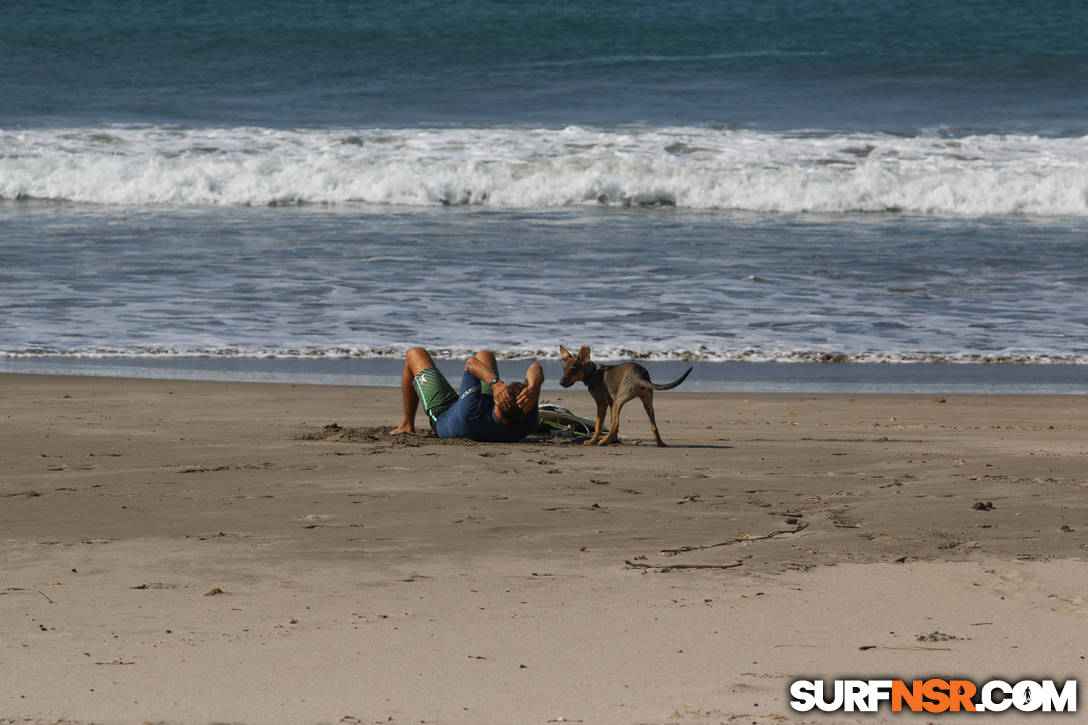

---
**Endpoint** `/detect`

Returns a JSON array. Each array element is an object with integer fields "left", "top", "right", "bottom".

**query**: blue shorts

[{"left": 433, "top": 370, "right": 538, "bottom": 443}]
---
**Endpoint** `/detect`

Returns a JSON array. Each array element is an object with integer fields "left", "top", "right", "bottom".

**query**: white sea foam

[
  {"left": 2, "top": 346, "right": 1085, "bottom": 365},
  {"left": 2, "top": 125, "right": 1087, "bottom": 215},
  {"left": 4, "top": 161, "right": 1086, "bottom": 368}
]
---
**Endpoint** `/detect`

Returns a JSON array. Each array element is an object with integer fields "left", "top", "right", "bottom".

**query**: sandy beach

[{"left": 2, "top": 373, "right": 1086, "bottom": 724}]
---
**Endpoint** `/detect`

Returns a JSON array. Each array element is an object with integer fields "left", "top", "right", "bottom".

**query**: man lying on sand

[{"left": 390, "top": 347, "right": 542, "bottom": 442}]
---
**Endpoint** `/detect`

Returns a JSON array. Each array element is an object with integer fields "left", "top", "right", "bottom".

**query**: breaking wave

[{"left": 3, "top": 125, "right": 1087, "bottom": 215}]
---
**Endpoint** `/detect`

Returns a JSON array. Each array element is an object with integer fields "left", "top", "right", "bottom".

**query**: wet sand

[{"left": 1, "top": 374, "right": 1086, "bottom": 724}]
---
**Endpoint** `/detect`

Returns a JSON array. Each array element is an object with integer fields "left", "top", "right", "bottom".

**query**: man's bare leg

[{"left": 390, "top": 347, "right": 438, "bottom": 434}]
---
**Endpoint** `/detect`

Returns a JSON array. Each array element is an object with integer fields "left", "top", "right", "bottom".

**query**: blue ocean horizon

[
  {"left": 5, "top": 0, "right": 1086, "bottom": 135},
  {"left": 2, "top": 1, "right": 1087, "bottom": 392}
]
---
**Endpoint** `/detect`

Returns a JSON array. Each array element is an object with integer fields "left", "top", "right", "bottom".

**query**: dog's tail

[{"left": 647, "top": 366, "right": 693, "bottom": 391}]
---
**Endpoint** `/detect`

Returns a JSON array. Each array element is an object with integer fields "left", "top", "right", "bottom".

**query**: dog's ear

[
  {"left": 578, "top": 345, "right": 591, "bottom": 362},
  {"left": 559, "top": 345, "right": 572, "bottom": 361}
]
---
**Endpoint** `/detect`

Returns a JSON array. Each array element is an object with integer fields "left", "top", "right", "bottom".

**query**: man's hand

[
  {"left": 491, "top": 380, "right": 515, "bottom": 411},
  {"left": 516, "top": 384, "right": 536, "bottom": 414}
]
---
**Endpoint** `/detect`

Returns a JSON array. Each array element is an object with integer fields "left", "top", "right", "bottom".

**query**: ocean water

[{"left": 3, "top": 1, "right": 1088, "bottom": 392}]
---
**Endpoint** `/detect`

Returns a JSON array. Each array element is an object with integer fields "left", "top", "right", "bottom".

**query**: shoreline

[
  {"left": 3, "top": 357, "right": 1087, "bottom": 395},
  {"left": 2, "top": 374, "right": 1086, "bottom": 724}
]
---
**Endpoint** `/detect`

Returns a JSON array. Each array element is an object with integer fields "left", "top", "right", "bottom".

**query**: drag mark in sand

[
  {"left": 625, "top": 559, "right": 744, "bottom": 573},
  {"left": 625, "top": 523, "right": 811, "bottom": 573},
  {"left": 658, "top": 522, "right": 810, "bottom": 557}
]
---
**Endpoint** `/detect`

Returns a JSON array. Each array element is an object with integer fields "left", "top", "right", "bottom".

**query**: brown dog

[{"left": 559, "top": 345, "right": 692, "bottom": 446}]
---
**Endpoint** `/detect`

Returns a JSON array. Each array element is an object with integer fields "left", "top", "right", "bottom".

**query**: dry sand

[{"left": 1, "top": 373, "right": 1086, "bottom": 724}]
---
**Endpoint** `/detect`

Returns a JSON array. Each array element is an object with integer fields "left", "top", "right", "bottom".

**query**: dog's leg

[
  {"left": 584, "top": 401, "right": 607, "bottom": 445},
  {"left": 639, "top": 389, "right": 666, "bottom": 447},
  {"left": 599, "top": 398, "right": 626, "bottom": 445}
]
